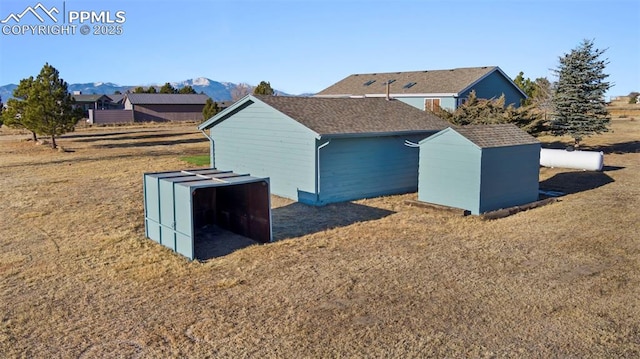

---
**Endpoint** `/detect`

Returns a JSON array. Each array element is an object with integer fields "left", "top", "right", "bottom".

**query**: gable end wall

[{"left": 210, "top": 101, "right": 317, "bottom": 201}]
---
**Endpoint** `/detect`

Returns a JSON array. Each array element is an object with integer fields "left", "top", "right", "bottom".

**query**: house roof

[
  {"left": 72, "top": 94, "right": 111, "bottom": 103},
  {"left": 125, "top": 93, "right": 209, "bottom": 105},
  {"left": 107, "top": 94, "right": 125, "bottom": 103},
  {"left": 448, "top": 124, "right": 539, "bottom": 148},
  {"left": 200, "top": 95, "right": 449, "bottom": 136},
  {"left": 316, "top": 66, "right": 515, "bottom": 97}
]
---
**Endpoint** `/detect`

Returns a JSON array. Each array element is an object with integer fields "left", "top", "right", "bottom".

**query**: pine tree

[
  {"left": 146, "top": 86, "right": 158, "bottom": 94},
  {"left": 551, "top": 39, "right": 610, "bottom": 147},
  {"left": 253, "top": 81, "right": 274, "bottom": 95},
  {"left": 29, "top": 63, "right": 81, "bottom": 149},
  {"left": 160, "top": 82, "right": 178, "bottom": 94},
  {"left": 179, "top": 85, "right": 197, "bottom": 94},
  {"left": 1, "top": 76, "right": 40, "bottom": 141},
  {"left": 513, "top": 72, "right": 535, "bottom": 106},
  {"left": 133, "top": 86, "right": 146, "bottom": 93},
  {"left": 202, "top": 98, "right": 220, "bottom": 121}
]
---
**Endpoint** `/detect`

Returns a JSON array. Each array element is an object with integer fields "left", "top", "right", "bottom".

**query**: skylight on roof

[
  {"left": 383, "top": 79, "right": 396, "bottom": 85},
  {"left": 403, "top": 82, "right": 417, "bottom": 89},
  {"left": 363, "top": 80, "right": 376, "bottom": 86}
]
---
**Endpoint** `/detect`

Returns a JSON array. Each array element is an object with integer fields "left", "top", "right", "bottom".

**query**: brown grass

[{"left": 1, "top": 118, "right": 639, "bottom": 357}]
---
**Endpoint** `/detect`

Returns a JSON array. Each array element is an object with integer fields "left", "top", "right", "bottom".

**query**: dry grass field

[{"left": 1, "top": 118, "right": 639, "bottom": 358}]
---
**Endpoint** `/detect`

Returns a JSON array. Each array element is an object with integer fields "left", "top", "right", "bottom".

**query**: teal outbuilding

[
  {"left": 199, "top": 95, "right": 449, "bottom": 206},
  {"left": 143, "top": 169, "right": 271, "bottom": 260},
  {"left": 418, "top": 124, "right": 540, "bottom": 215}
]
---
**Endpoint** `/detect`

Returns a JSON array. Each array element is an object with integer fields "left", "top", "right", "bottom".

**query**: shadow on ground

[
  {"left": 272, "top": 201, "right": 395, "bottom": 241},
  {"left": 193, "top": 201, "right": 395, "bottom": 260},
  {"left": 542, "top": 141, "right": 640, "bottom": 154},
  {"left": 60, "top": 129, "right": 160, "bottom": 139},
  {"left": 540, "top": 170, "right": 615, "bottom": 195},
  {"left": 73, "top": 132, "right": 196, "bottom": 142},
  {"left": 91, "top": 137, "right": 208, "bottom": 148}
]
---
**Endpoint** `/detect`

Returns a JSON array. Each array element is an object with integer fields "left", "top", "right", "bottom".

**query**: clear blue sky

[{"left": 0, "top": 0, "right": 638, "bottom": 97}]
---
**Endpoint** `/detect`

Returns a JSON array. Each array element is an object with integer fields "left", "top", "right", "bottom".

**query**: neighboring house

[
  {"left": 316, "top": 66, "right": 526, "bottom": 112},
  {"left": 418, "top": 124, "right": 540, "bottom": 215},
  {"left": 198, "top": 95, "right": 449, "bottom": 205},
  {"left": 107, "top": 94, "right": 126, "bottom": 109},
  {"left": 124, "top": 93, "right": 209, "bottom": 122},
  {"left": 72, "top": 94, "right": 115, "bottom": 114}
]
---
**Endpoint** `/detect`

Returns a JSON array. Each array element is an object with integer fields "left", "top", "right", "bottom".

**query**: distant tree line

[{"left": 132, "top": 82, "right": 197, "bottom": 94}]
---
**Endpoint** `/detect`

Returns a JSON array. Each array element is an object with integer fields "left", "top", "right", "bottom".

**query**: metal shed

[
  {"left": 418, "top": 124, "right": 540, "bottom": 215},
  {"left": 143, "top": 169, "right": 271, "bottom": 260}
]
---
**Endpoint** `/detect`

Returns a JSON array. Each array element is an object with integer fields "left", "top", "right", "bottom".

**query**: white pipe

[
  {"left": 404, "top": 140, "right": 420, "bottom": 148},
  {"left": 317, "top": 140, "right": 331, "bottom": 200},
  {"left": 199, "top": 129, "right": 215, "bottom": 169}
]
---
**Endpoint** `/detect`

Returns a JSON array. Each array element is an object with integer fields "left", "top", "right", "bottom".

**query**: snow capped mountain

[
  {"left": 190, "top": 77, "right": 211, "bottom": 86},
  {"left": 0, "top": 78, "right": 300, "bottom": 103}
]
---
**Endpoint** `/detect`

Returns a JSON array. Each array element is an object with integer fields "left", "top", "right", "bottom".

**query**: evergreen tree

[
  {"left": 202, "top": 98, "right": 220, "bottom": 121},
  {"left": 438, "top": 91, "right": 546, "bottom": 136},
  {"left": 179, "top": 85, "right": 197, "bottom": 94},
  {"left": 29, "top": 63, "right": 81, "bottom": 149},
  {"left": 1, "top": 76, "right": 40, "bottom": 141},
  {"left": 159, "top": 82, "right": 178, "bottom": 94},
  {"left": 146, "top": 86, "right": 158, "bottom": 94},
  {"left": 513, "top": 71, "right": 535, "bottom": 106},
  {"left": 133, "top": 86, "right": 146, "bottom": 93},
  {"left": 551, "top": 39, "right": 610, "bottom": 147},
  {"left": 253, "top": 81, "right": 274, "bottom": 95}
]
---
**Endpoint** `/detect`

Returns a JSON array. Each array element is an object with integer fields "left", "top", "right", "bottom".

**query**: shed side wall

[
  {"left": 418, "top": 131, "right": 481, "bottom": 213},
  {"left": 210, "top": 101, "right": 316, "bottom": 201},
  {"left": 318, "top": 134, "right": 427, "bottom": 204},
  {"left": 479, "top": 144, "right": 540, "bottom": 213}
]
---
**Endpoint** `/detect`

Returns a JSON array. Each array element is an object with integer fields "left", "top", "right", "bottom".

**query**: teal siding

[
  {"left": 479, "top": 144, "right": 540, "bottom": 213},
  {"left": 439, "top": 97, "right": 456, "bottom": 111},
  {"left": 418, "top": 130, "right": 481, "bottom": 213},
  {"left": 397, "top": 96, "right": 456, "bottom": 111},
  {"left": 459, "top": 71, "right": 525, "bottom": 107},
  {"left": 318, "top": 134, "right": 427, "bottom": 204},
  {"left": 397, "top": 97, "right": 425, "bottom": 110},
  {"left": 419, "top": 128, "right": 540, "bottom": 215},
  {"left": 210, "top": 101, "right": 317, "bottom": 201}
]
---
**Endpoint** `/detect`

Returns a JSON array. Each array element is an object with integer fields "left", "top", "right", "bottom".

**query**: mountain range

[{"left": 0, "top": 77, "right": 305, "bottom": 102}]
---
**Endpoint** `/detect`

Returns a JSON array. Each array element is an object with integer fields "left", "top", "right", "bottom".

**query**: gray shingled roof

[
  {"left": 107, "top": 94, "right": 125, "bottom": 103},
  {"left": 452, "top": 124, "right": 539, "bottom": 148},
  {"left": 253, "top": 95, "right": 449, "bottom": 136},
  {"left": 316, "top": 66, "right": 498, "bottom": 96},
  {"left": 125, "top": 93, "right": 209, "bottom": 105},
  {"left": 72, "top": 94, "right": 111, "bottom": 103}
]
